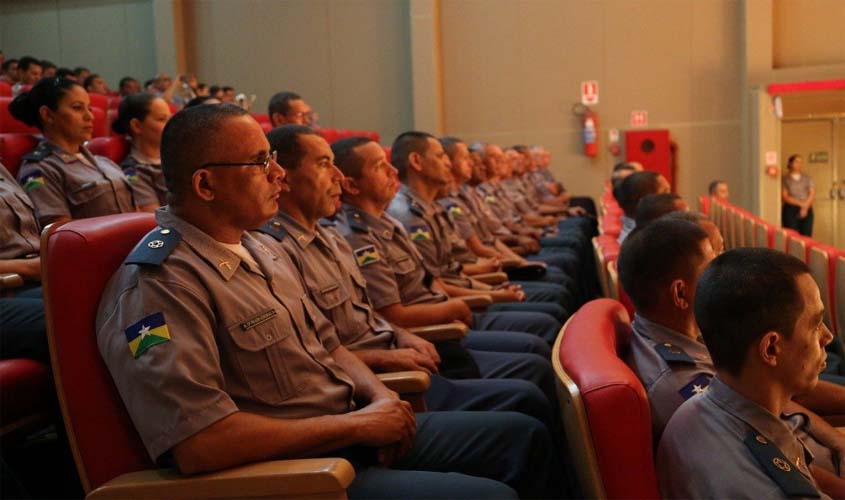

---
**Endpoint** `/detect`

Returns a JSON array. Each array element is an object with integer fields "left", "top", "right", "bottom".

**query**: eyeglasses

[{"left": 200, "top": 151, "right": 277, "bottom": 174}]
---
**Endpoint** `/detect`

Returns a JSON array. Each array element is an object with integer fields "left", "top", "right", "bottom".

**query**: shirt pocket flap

[
  {"left": 308, "top": 281, "right": 350, "bottom": 311},
  {"left": 67, "top": 180, "right": 111, "bottom": 206},
  {"left": 227, "top": 308, "right": 291, "bottom": 352}
]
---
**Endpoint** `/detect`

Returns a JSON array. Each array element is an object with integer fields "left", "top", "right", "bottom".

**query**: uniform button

[
  {"left": 265, "top": 334, "right": 273, "bottom": 341},
  {"left": 160, "top": 229, "right": 171, "bottom": 235}
]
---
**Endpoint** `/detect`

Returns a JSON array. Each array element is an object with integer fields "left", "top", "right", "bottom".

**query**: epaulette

[
  {"left": 654, "top": 342, "right": 695, "bottom": 364},
  {"left": 347, "top": 210, "right": 370, "bottom": 234},
  {"left": 125, "top": 228, "right": 181, "bottom": 266},
  {"left": 409, "top": 202, "right": 426, "bottom": 218},
  {"left": 678, "top": 373, "right": 712, "bottom": 400},
  {"left": 743, "top": 431, "right": 820, "bottom": 498},
  {"left": 21, "top": 143, "right": 51, "bottom": 162},
  {"left": 318, "top": 218, "right": 336, "bottom": 227},
  {"left": 121, "top": 155, "right": 140, "bottom": 169},
  {"left": 256, "top": 219, "right": 288, "bottom": 241}
]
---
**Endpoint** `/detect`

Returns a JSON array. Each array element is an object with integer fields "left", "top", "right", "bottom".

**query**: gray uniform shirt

[
  {"left": 96, "top": 208, "right": 355, "bottom": 461},
  {"left": 0, "top": 163, "right": 40, "bottom": 259},
  {"left": 629, "top": 315, "right": 842, "bottom": 477},
  {"left": 783, "top": 173, "right": 814, "bottom": 202},
  {"left": 122, "top": 150, "right": 166, "bottom": 206},
  {"left": 458, "top": 184, "right": 500, "bottom": 244},
  {"left": 18, "top": 140, "right": 136, "bottom": 226},
  {"left": 657, "top": 377, "right": 829, "bottom": 499},
  {"left": 337, "top": 203, "right": 446, "bottom": 310},
  {"left": 434, "top": 195, "right": 477, "bottom": 265},
  {"left": 254, "top": 212, "right": 397, "bottom": 351},
  {"left": 625, "top": 314, "right": 715, "bottom": 440},
  {"left": 387, "top": 185, "right": 456, "bottom": 278}
]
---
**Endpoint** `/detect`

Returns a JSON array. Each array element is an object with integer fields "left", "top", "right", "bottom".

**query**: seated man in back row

[
  {"left": 95, "top": 104, "right": 564, "bottom": 499},
  {"left": 658, "top": 247, "right": 843, "bottom": 498}
]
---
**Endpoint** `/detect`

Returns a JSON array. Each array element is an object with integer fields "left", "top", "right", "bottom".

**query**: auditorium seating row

[
  {"left": 705, "top": 196, "right": 845, "bottom": 354},
  {"left": 593, "top": 184, "right": 634, "bottom": 316}
]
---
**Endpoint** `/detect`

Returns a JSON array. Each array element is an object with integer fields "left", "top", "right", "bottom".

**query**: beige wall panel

[
  {"left": 690, "top": 0, "right": 742, "bottom": 122},
  {"left": 685, "top": 124, "right": 744, "bottom": 208},
  {"left": 187, "top": 0, "right": 412, "bottom": 141},
  {"left": 1, "top": 0, "right": 62, "bottom": 63},
  {"left": 773, "top": 0, "right": 845, "bottom": 68}
]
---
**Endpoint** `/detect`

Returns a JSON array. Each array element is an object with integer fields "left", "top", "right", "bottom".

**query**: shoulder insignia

[
  {"left": 125, "top": 228, "right": 181, "bottom": 266},
  {"left": 409, "top": 225, "right": 432, "bottom": 241},
  {"left": 347, "top": 211, "right": 370, "bottom": 233},
  {"left": 256, "top": 219, "right": 288, "bottom": 241},
  {"left": 124, "top": 312, "right": 171, "bottom": 358},
  {"left": 318, "top": 218, "right": 336, "bottom": 227},
  {"left": 484, "top": 195, "right": 498, "bottom": 204},
  {"left": 678, "top": 373, "right": 713, "bottom": 400},
  {"left": 123, "top": 167, "right": 141, "bottom": 184},
  {"left": 353, "top": 245, "right": 380, "bottom": 267},
  {"left": 742, "top": 431, "right": 820, "bottom": 498},
  {"left": 121, "top": 155, "right": 140, "bottom": 169},
  {"left": 447, "top": 204, "right": 463, "bottom": 217},
  {"left": 654, "top": 342, "right": 695, "bottom": 365},
  {"left": 20, "top": 169, "right": 46, "bottom": 192},
  {"left": 21, "top": 143, "right": 50, "bottom": 162}
]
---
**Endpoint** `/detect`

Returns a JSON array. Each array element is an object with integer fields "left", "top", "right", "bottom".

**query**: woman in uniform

[
  {"left": 781, "top": 154, "right": 816, "bottom": 237},
  {"left": 112, "top": 92, "right": 171, "bottom": 208},
  {"left": 9, "top": 77, "right": 137, "bottom": 227}
]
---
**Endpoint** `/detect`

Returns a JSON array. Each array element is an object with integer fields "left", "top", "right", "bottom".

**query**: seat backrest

[
  {"left": 697, "top": 195, "right": 710, "bottom": 215},
  {"left": 0, "top": 81, "right": 11, "bottom": 97},
  {"left": 808, "top": 245, "right": 841, "bottom": 336},
  {"left": 786, "top": 233, "right": 812, "bottom": 262},
  {"left": 87, "top": 136, "right": 130, "bottom": 165},
  {"left": 0, "top": 133, "right": 40, "bottom": 177},
  {"left": 753, "top": 219, "right": 773, "bottom": 249},
  {"left": 773, "top": 227, "right": 798, "bottom": 252},
  {"left": 0, "top": 97, "right": 40, "bottom": 134},
  {"left": 837, "top": 256, "right": 845, "bottom": 344},
  {"left": 730, "top": 209, "right": 744, "bottom": 247},
  {"left": 741, "top": 214, "right": 755, "bottom": 248},
  {"left": 87, "top": 93, "right": 110, "bottom": 111},
  {"left": 553, "top": 299, "right": 658, "bottom": 499},
  {"left": 91, "top": 106, "right": 108, "bottom": 137},
  {"left": 42, "top": 213, "right": 157, "bottom": 493}
]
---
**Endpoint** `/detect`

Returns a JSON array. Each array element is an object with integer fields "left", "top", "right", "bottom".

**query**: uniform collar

[
  {"left": 276, "top": 211, "right": 317, "bottom": 248},
  {"left": 706, "top": 377, "right": 815, "bottom": 471},
  {"left": 399, "top": 185, "right": 434, "bottom": 216},
  {"left": 129, "top": 147, "right": 160, "bottom": 166},
  {"left": 155, "top": 207, "right": 263, "bottom": 281},
  {"left": 632, "top": 313, "right": 711, "bottom": 363},
  {"left": 44, "top": 139, "right": 95, "bottom": 165}
]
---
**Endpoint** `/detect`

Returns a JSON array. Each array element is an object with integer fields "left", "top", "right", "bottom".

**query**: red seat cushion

[
  {"left": 88, "top": 93, "right": 110, "bottom": 111},
  {"left": 91, "top": 107, "right": 108, "bottom": 137},
  {"left": 1, "top": 97, "right": 41, "bottom": 134},
  {"left": 559, "top": 299, "right": 658, "bottom": 499},
  {"left": 0, "top": 359, "right": 53, "bottom": 430},
  {"left": 87, "top": 136, "right": 130, "bottom": 164},
  {"left": 0, "top": 82, "right": 11, "bottom": 97},
  {"left": 0, "top": 133, "right": 40, "bottom": 178},
  {"left": 251, "top": 113, "right": 270, "bottom": 124}
]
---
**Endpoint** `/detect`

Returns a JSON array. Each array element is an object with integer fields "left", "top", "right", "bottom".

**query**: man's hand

[
  {"left": 475, "top": 257, "right": 501, "bottom": 273},
  {"left": 353, "top": 398, "right": 416, "bottom": 465},
  {"left": 489, "top": 284, "right": 525, "bottom": 303},
  {"left": 799, "top": 206, "right": 809, "bottom": 218},
  {"left": 377, "top": 348, "right": 439, "bottom": 374},
  {"left": 445, "top": 299, "right": 474, "bottom": 326},
  {"left": 396, "top": 333, "right": 441, "bottom": 366}
]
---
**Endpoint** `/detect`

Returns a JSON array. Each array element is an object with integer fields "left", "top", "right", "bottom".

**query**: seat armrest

[
  {"left": 0, "top": 273, "right": 24, "bottom": 291},
  {"left": 87, "top": 458, "right": 355, "bottom": 499},
  {"left": 825, "top": 414, "right": 845, "bottom": 427},
  {"left": 459, "top": 294, "right": 493, "bottom": 309},
  {"left": 377, "top": 370, "right": 431, "bottom": 395},
  {"left": 500, "top": 257, "right": 523, "bottom": 268},
  {"left": 407, "top": 322, "right": 468, "bottom": 341},
  {"left": 471, "top": 272, "right": 508, "bottom": 285}
]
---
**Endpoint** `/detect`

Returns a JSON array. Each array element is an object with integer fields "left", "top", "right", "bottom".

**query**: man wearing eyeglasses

[
  {"left": 96, "top": 104, "right": 559, "bottom": 499},
  {"left": 268, "top": 90, "right": 313, "bottom": 127}
]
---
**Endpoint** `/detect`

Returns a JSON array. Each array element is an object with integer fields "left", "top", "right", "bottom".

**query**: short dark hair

[
  {"left": 390, "top": 131, "right": 435, "bottom": 181},
  {"left": 1, "top": 59, "right": 17, "bottom": 72},
  {"left": 17, "top": 56, "right": 41, "bottom": 72},
  {"left": 618, "top": 217, "right": 709, "bottom": 314},
  {"left": 112, "top": 93, "right": 158, "bottom": 135},
  {"left": 160, "top": 103, "right": 248, "bottom": 202},
  {"left": 267, "top": 91, "right": 301, "bottom": 118},
  {"left": 787, "top": 154, "right": 801, "bottom": 170},
  {"left": 83, "top": 73, "right": 101, "bottom": 90},
  {"left": 40, "top": 60, "right": 56, "bottom": 71},
  {"left": 439, "top": 136, "right": 464, "bottom": 157},
  {"left": 614, "top": 171, "right": 662, "bottom": 216},
  {"left": 695, "top": 248, "right": 810, "bottom": 377},
  {"left": 55, "top": 68, "right": 74, "bottom": 79},
  {"left": 222, "top": 86, "right": 234, "bottom": 92},
  {"left": 708, "top": 180, "right": 725, "bottom": 195},
  {"left": 185, "top": 96, "right": 218, "bottom": 108},
  {"left": 265, "top": 125, "right": 319, "bottom": 171},
  {"left": 119, "top": 76, "right": 138, "bottom": 89},
  {"left": 634, "top": 193, "right": 684, "bottom": 228},
  {"left": 73, "top": 66, "right": 89, "bottom": 76},
  {"left": 332, "top": 136, "right": 374, "bottom": 179},
  {"left": 664, "top": 211, "right": 707, "bottom": 224},
  {"left": 8, "top": 77, "right": 82, "bottom": 130}
]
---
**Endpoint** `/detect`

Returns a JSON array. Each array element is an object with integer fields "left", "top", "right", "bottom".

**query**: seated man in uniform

[
  {"left": 267, "top": 90, "right": 313, "bottom": 127},
  {"left": 613, "top": 170, "right": 671, "bottom": 243},
  {"left": 252, "top": 125, "right": 559, "bottom": 437},
  {"left": 620, "top": 219, "right": 844, "bottom": 493},
  {"left": 96, "top": 104, "right": 563, "bottom": 499},
  {"left": 658, "top": 248, "right": 843, "bottom": 498}
]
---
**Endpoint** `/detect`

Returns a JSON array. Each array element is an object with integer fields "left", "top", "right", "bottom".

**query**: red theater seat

[
  {"left": 41, "top": 214, "right": 354, "bottom": 497},
  {"left": 87, "top": 136, "right": 130, "bottom": 165},
  {"left": 251, "top": 113, "right": 270, "bottom": 124},
  {"left": 0, "top": 133, "right": 40, "bottom": 178},
  {"left": 0, "top": 358, "right": 53, "bottom": 439},
  {"left": 88, "top": 93, "right": 110, "bottom": 111},
  {"left": 317, "top": 128, "right": 341, "bottom": 144},
  {"left": 0, "top": 81, "right": 11, "bottom": 97},
  {"left": 1, "top": 97, "right": 40, "bottom": 134},
  {"left": 698, "top": 195, "right": 710, "bottom": 215},
  {"left": 260, "top": 122, "right": 272, "bottom": 133},
  {"left": 91, "top": 107, "right": 108, "bottom": 137},
  {"left": 808, "top": 244, "right": 843, "bottom": 336},
  {"left": 553, "top": 299, "right": 658, "bottom": 499}
]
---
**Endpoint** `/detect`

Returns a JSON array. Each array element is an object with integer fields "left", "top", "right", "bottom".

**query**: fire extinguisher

[{"left": 582, "top": 108, "right": 598, "bottom": 157}]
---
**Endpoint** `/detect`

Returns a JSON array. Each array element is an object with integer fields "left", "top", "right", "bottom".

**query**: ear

[
  {"left": 408, "top": 152, "right": 424, "bottom": 173},
  {"left": 270, "top": 112, "right": 283, "bottom": 128},
  {"left": 129, "top": 117, "right": 143, "bottom": 136},
  {"left": 38, "top": 105, "right": 52, "bottom": 127},
  {"left": 340, "top": 175, "right": 359, "bottom": 196},
  {"left": 669, "top": 279, "right": 690, "bottom": 310},
  {"left": 757, "top": 331, "right": 781, "bottom": 368},
  {"left": 191, "top": 169, "right": 215, "bottom": 202}
]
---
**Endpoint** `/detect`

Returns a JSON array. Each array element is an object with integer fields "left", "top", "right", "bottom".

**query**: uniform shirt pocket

[
  {"left": 227, "top": 308, "right": 302, "bottom": 405},
  {"left": 390, "top": 253, "right": 416, "bottom": 275},
  {"left": 67, "top": 180, "right": 111, "bottom": 207}
]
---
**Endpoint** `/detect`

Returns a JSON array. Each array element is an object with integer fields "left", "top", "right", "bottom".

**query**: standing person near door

[{"left": 782, "top": 154, "right": 815, "bottom": 237}]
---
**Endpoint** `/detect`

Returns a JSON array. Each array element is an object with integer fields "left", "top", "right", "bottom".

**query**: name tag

[{"left": 241, "top": 309, "right": 277, "bottom": 331}]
